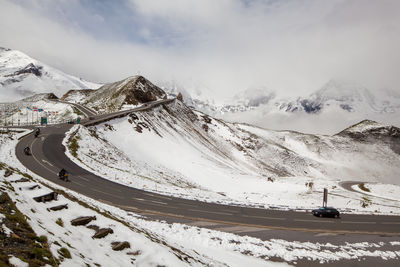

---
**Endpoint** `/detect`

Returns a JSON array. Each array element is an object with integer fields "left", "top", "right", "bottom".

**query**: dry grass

[
  {"left": 358, "top": 183, "right": 370, "bottom": 192},
  {"left": 0, "top": 192, "right": 57, "bottom": 266}
]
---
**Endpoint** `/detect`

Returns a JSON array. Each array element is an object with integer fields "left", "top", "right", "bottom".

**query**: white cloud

[{"left": 1, "top": 0, "right": 399, "bottom": 100}]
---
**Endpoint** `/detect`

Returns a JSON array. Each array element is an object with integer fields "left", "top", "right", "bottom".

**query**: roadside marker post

[{"left": 323, "top": 188, "right": 328, "bottom": 207}]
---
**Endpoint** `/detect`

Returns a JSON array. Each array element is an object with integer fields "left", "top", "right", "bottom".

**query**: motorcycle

[
  {"left": 24, "top": 147, "right": 31, "bottom": 156},
  {"left": 58, "top": 170, "right": 70, "bottom": 182}
]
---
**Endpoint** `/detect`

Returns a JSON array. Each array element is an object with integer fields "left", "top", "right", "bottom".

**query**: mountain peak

[
  {"left": 0, "top": 47, "right": 11, "bottom": 52},
  {"left": 313, "top": 80, "right": 373, "bottom": 103},
  {"left": 279, "top": 80, "right": 387, "bottom": 114},
  {"left": 337, "top": 120, "right": 400, "bottom": 147},
  {"left": 83, "top": 75, "right": 167, "bottom": 113},
  {"left": 0, "top": 47, "right": 101, "bottom": 102},
  {"left": 339, "top": 119, "right": 380, "bottom": 133}
]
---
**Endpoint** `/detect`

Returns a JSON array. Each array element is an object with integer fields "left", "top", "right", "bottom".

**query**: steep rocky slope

[
  {"left": 62, "top": 76, "right": 167, "bottom": 113},
  {"left": 64, "top": 99, "right": 400, "bottom": 210}
]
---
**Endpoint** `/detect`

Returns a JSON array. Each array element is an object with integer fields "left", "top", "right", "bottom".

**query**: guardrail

[
  {"left": 83, "top": 99, "right": 175, "bottom": 127},
  {"left": 0, "top": 119, "right": 79, "bottom": 127},
  {"left": 1, "top": 98, "right": 175, "bottom": 128}
]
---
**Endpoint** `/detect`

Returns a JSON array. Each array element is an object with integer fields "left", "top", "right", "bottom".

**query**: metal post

[{"left": 323, "top": 188, "right": 328, "bottom": 207}]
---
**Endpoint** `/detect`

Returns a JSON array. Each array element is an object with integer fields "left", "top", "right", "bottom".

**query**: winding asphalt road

[{"left": 15, "top": 100, "right": 400, "bottom": 236}]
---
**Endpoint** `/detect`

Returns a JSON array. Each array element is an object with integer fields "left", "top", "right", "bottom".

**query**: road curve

[
  {"left": 53, "top": 99, "right": 98, "bottom": 117},
  {"left": 340, "top": 181, "right": 364, "bottom": 193},
  {"left": 340, "top": 181, "right": 400, "bottom": 204},
  {"left": 15, "top": 100, "right": 400, "bottom": 236}
]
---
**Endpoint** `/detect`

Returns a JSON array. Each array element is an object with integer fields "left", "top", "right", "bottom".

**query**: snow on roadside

[
  {"left": 2, "top": 174, "right": 207, "bottom": 266},
  {"left": 0, "top": 128, "right": 290, "bottom": 266},
  {"left": 351, "top": 183, "right": 400, "bottom": 202},
  {"left": 2, "top": 129, "right": 400, "bottom": 265}
]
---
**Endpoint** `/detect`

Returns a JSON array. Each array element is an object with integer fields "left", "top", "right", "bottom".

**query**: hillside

[
  {"left": 60, "top": 89, "right": 94, "bottom": 103},
  {"left": 64, "top": 99, "right": 400, "bottom": 213}
]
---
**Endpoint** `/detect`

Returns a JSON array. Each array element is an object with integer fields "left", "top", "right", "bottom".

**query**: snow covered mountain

[
  {"left": 162, "top": 80, "right": 400, "bottom": 117},
  {"left": 0, "top": 47, "right": 101, "bottom": 102},
  {"left": 160, "top": 80, "right": 400, "bottom": 134},
  {"left": 279, "top": 80, "right": 400, "bottom": 114},
  {"left": 63, "top": 75, "right": 167, "bottom": 113},
  {"left": 160, "top": 82, "right": 277, "bottom": 115}
]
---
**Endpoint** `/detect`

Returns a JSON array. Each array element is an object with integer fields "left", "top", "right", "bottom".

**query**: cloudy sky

[{"left": 1, "top": 0, "right": 399, "bottom": 100}]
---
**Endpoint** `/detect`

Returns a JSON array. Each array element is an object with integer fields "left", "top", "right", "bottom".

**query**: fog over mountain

[
  {"left": 0, "top": 45, "right": 398, "bottom": 134},
  {"left": 1, "top": 0, "right": 399, "bottom": 133},
  {"left": 1, "top": 0, "right": 399, "bottom": 100},
  {"left": 160, "top": 79, "right": 400, "bottom": 135}
]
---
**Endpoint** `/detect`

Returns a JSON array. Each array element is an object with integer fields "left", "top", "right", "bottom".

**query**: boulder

[
  {"left": 112, "top": 241, "right": 130, "bottom": 251},
  {"left": 4, "top": 169, "right": 12, "bottom": 177},
  {"left": 47, "top": 204, "right": 68, "bottom": 212},
  {"left": 92, "top": 228, "right": 113, "bottom": 239},
  {"left": 177, "top": 92, "right": 183, "bottom": 101},
  {"left": 71, "top": 216, "right": 96, "bottom": 226},
  {"left": 13, "top": 177, "right": 30, "bottom": 183},
  {"left": 33, "top": 192, "right": 58, "bottom": 203}
]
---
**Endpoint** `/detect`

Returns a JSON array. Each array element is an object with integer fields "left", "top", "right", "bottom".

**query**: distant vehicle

[
  {"left": 24, "top": 146, "right": 31, "bottom": 156},
  {"left": 67, "top": 120, "right": 75, "bottom": 124},
  {"left": 312, "top": 207, "right": 340, "bottom": 218},
  {"left": 34, "top": 128, "right": 40, "bottom": 138}
]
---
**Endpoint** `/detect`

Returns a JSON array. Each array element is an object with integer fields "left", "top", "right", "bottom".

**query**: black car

[{"left": 312, "top": 207, "right": 340, "bottom": 218}]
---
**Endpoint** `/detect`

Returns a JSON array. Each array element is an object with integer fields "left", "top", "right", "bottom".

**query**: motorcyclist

[
  {"left": 58, "top": 168, "right": 69, "bottom": 181},
  {"left": 24, "top": 146, "right": 30, "bottom": 155},
  {"left": 34, "top": 128, "right": 40, "bottom": 138}
]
